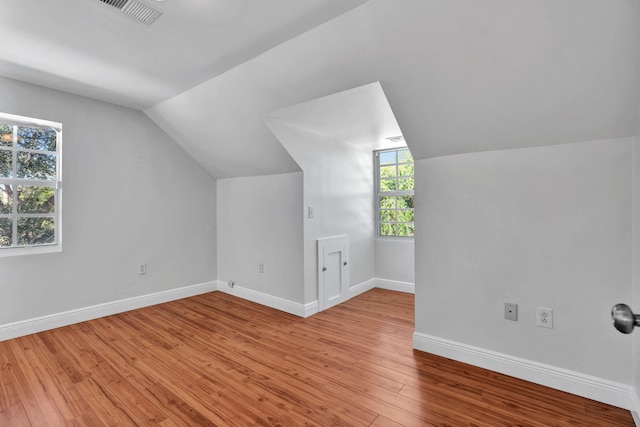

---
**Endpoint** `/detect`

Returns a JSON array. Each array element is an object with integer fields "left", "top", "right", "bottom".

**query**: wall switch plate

[
  {"left": 259, "top": 263, "right": 264, "bottom": 273},
  {"left": 505, "top": 303, "right": 518, "bottom": 321},
  {"left": 308, "top": 206, "right": 314, "bottom": 219},
  {"left": 537, "top": 307, "right": 553, "bottom": 328}
]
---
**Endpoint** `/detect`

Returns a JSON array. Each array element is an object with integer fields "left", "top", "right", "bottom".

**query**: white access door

[{"left": 317, "top": 235, "right": 349, "bottom": 312}]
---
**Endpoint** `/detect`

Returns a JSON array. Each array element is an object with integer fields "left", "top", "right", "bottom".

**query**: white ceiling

[
  {"left": 264, "top": 82, "right": 403, "bottom": 151},
  {"left": 0, "top": 0, "right": 369, "bottom": 109},
  {"left": 3, "top": 0, "right": 640, "bottom": 179},
  {"left": 146, "top": 0, "right": 640, "bottom": 178}
]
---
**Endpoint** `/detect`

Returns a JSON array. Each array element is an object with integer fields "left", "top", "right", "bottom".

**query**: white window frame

[
  {"left": 0, "top": 112, "right": 62, "bottom": 257},
  {"left": 375, "top": 146, "right": 414, "bottom": 238}
]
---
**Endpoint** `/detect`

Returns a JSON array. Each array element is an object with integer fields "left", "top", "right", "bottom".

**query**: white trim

[
  {"left": 0, "top": 112, "right": 62, "bottom": 131},
  {"left": 0, "top": 277, "right": 407, "bottom": 341},
  {"left": 215, "top": 281, "right": 313, "bottom": 318},
  {"left": 374, "top": 278, "right": 415, "bottom": 294},
  {"left": 302, "top": 300, "right": 319, "bottom": 318},
  {"left": 413, "top": 332, "right": 631, "bottom": 410},
  {"left": 0, "top": 281, "right": 217, "bottom": 342},
  {"left": 350, "top": 278, "right": 376, "bottom": 297},
  {"left": 0, "top": 243, "right": 61, "bottom": 258},
  {"left": 213, "top": 278, "right": 381, "bottom": 319},
  {"left": 630, "top": 388, "right": 640, "bottom": 426},
  {"left": 0, "top": 113, "right": 63, "bottom": 257}
]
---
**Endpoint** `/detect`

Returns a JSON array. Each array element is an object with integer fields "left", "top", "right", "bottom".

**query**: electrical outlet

[
  {"left": 227, "top": 280, "right": 234, "bottom": 288},
  {"left": 259, "top": 263, "right": 264, "bottom": 273},
  {"left": 537, "top": 307, "right": 553, "bottom": 328},
  {"left": 138, "top": 263, "right": 147, "bottom": 275},
  {"left": 504, "top": 303, "right": 518, "bottom": 321}
]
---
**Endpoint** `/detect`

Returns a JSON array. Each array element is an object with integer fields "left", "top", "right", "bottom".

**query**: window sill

[
  {"left": 0, "top": 244, "right": 61, "bottom": 258},
  {"left": 375, "top": 236, "right": 415, "bottom": 242}
]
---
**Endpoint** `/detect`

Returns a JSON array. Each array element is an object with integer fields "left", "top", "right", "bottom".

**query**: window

[
  {"left": 376, "top": 147, "right": 414, "bottom": 237},
  {"left": 0, "top": 113, "right": 62, "bottom": 256}
]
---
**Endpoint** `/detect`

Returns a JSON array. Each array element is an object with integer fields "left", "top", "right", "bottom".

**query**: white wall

[
  {"left": 632, "top": 111, "right": 640, "bottom": 417},
  {"left": 265, "top": 120, "right": 375, "bottom": 304},
  {"left": 216, "top": 172, "right": 304, "bottom": 303},
  {"left": 415, "top": 138, "right": 632, "bottom": 383},
  {"left": 374, "top": 239, "right": 414, "bottom": 285},
  {"left": 0, "top": 77, "right": 217, "bottom": 325}
]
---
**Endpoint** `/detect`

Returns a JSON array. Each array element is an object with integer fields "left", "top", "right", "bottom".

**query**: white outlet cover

[{"left": 537, "top": 307, "right": 553, "bottom": 329}]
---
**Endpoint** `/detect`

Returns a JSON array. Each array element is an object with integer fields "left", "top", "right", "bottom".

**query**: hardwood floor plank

[
  {"left": 0, "top": 403, "right": 30, "bottom": 427},
  {"left": 369, "top": 415, "right": 406, "bottom": 427},
  {"left": 0, "top": 289, "right": 633, "bottom": 426},
  {"left": 5, "top": 337, "right": 68, "bottom": 426}
]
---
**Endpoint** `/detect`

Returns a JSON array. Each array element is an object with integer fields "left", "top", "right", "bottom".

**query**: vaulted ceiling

[
  {"left": 0, "top": 0, "right": 369, "bottom": 109},
  {"left": 3, "top": 0, "right": 640, "bottom": 179}
]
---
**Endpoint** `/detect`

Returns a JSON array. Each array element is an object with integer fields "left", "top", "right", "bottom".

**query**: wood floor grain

[{"left": 0, "top": 289, "right": 633, "bottom": 426}]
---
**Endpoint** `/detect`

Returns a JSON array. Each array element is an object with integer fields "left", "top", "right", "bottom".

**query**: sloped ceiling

[
  {"left": 0, "top": 0, "right": 370, "bottom": 109},
  {"left": 264, "top": 82, "right": 403, "bottom": 151},
  {"left": 146, "top": 0, "right": 640, "bottom": 178},
  {"left": 2, "top": 0, "right": 639, "bottom": 179}
]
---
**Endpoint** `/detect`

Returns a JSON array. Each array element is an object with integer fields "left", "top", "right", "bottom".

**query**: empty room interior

[{"left": 1, "top": 0, "right": 640, "bottom": 425}]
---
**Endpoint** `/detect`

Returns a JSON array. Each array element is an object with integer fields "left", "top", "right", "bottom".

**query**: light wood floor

[{"left": 0, "top": 289, "right": 633, "bottom": 426}]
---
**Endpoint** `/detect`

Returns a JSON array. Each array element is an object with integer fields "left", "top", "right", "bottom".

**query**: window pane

[
  {"left": 17, "top": 126, "right": 56, "bottom": 151},
  {"left": 398, "top": 149, "right": 413, "bottom": 163},
  {"left": 379, "top": 151, "right": 396, "bottom": 165},
  {"left": 0, "top": 150, "right": 11, "bottom": 178},
  {"left": 375, "top": 147, "right": 414, "bottom": 239},
  {"left": 398, "top": 223, "right": 415, "bottom": 237},
  {"left": 379, "top": 165, "right": 396, "bottom": 178},
  {"left": 380, "top": 223, "right": 397, "bottom": 237},
  {"left": 0, "top": 124, "right": 12, "bottom": 147},
  {"left": 0, "top": 184, "right": 12, "bottom": 214},
  {"left": 398, "top": 163, "right": 414, "bottom": 177},
  {"left": 17, "top": 186, "right": 55, "bottom": 214},
  {"left": 398, "top": 177, "right": 414, "bottom": 191},
  {"left": 380, "top": 178, "right": 396, "bottom": 192},
  {"left": 398, "top": 210, "right": 414, "bottom": 222},
  {"left": 398, "top": 196, "right": 414, "bottom": 209},
  {"left": 379, "top": 196, "right": 396, "bottom": 209},
  {"left": 0, "top": 218, "right": 11, "bottom": 247},
  {"left": 17, "top": 151, "right": 56, "bottom": 180},
  {"left": 380, "top": 210, "right": 396, "bottom": 222},
  {"left": 17, "top": 217, "right": 55, "bottom": 246}
]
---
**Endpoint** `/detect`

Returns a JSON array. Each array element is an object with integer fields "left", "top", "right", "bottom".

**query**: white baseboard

[
  {"left": 0, "top": 281, "right": 217, "bottom": 342},
  {"left": 413, "top": 332, "right": 631, "bottom": 410},
  {"left": 350, "top": 278, "right": 376, "bottom": 297},
  {"left": 213, "top": 278, "right": 383, "bottom": 319},
  {"left": 215, "top": 281, "right": 314, "bottom": 318},
  {"left": 630, "top": 388, "right": 640, "bottom": 426},
  {"left": 375, "top": 278, "right": 415, "bottom": 294},
  {"left": 302, "top": 300, "right": 319, "bottom": 318},
  {"left": 0, "top": 276, "right": 408, "bottom": 341}
]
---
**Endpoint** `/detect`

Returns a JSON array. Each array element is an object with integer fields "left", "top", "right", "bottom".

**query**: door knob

[{"left": 611, "top": 304, "right": 640, "bottom": 334}]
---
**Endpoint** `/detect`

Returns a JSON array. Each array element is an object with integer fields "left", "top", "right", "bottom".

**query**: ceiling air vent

[
  {"left": 386, "top": 135, "right": 405, "bottom": 143},
  {"left": 99, "top": 0, "right": 163, "bottom": 25}
]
